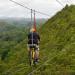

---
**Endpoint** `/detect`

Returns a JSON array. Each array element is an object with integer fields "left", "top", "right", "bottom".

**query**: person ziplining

[{"left": 27, "top": 10, "right": 40, "bottom": 65}]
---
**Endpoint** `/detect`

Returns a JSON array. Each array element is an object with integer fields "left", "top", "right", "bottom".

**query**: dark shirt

[{"left": 28, "top": 32, "right": 40, "bottom": 44}]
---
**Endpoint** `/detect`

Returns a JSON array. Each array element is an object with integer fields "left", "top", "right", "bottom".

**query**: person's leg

[
  {"left": 27, "top": 45, "right": 32, "bottom": 65},
  {"left": 27, "top": 45, "right": 31, "bottom": 59},
  {"left": 35, "top": 50, "right": 38, "bottom": 58},
  {"left": 34, "top": 45, "right": 39, "bottom": 62}
]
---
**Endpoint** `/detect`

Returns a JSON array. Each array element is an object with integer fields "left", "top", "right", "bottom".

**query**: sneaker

[{"left": 35, "top": 61, "right": 38, "bottom": 64}]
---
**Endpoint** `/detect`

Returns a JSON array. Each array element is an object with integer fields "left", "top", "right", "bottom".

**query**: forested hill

[
  {"left": 39, "top": 5, "right": 75, "bottom": 74},
  {"left": 0, "top": 5, "right": 75, "bottom": 75},
  {"left": 0, "top": 18, "right": 47, "bottom": 27}
]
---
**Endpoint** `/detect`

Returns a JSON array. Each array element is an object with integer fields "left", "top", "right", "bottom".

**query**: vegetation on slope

[
  {"left": 0, "top": 5, "right": 75, "bottom": 75},
  {"left": 36, "top": 5, "right": 75, "bottom": 75},
  {"left": 0, "top": 21, "right": 27, "bottom": 61}
]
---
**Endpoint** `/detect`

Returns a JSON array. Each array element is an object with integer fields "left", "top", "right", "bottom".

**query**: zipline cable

[
  {"left": 56, "top": 0, "right": 64, "bottom": 7},
  {"left": 9, "top": 0, "right": 50, "bottom": 16}
]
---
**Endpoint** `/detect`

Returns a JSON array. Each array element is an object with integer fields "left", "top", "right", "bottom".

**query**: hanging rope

[{"left": 33, "top": 10, "right": 36, "bottom": 31}]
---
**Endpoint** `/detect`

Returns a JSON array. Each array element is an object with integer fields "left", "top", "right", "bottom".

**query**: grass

[{"left": 0, "top": 5, "right": 75, "bottom": 75}]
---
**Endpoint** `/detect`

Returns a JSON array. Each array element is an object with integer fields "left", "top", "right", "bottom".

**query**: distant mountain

[{"left": 0, "top": 18, "right": 47, "bottom": 27}]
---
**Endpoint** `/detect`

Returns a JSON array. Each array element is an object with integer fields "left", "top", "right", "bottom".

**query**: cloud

[{"left": 0, "top": 0, "right": 75, "bottom": 18}]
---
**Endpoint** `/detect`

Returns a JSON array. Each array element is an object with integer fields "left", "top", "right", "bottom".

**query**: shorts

[{"left": 27, "top": 44, "right": 39, "bottom": 51}]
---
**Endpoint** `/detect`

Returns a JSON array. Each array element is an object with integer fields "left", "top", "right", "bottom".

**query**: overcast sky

[{"left": 0, "top": 0, "right": 75, "bottom": 18}]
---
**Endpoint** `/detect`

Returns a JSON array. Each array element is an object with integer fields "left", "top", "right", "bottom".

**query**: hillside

[
  {"left": 0, "top": 18, "right": 47, "bottom": 27},
  {"left": 0, "top": 5, "right": 75, "bottom": 75},
  {"left": 0, "top": 21, "right": 27, "bottom": 62},
  {"left": 38, "top": 5, "right": 75, "bottom": 75}
]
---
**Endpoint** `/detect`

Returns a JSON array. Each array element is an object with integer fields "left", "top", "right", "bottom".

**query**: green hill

[
  {"left": 0, "top": 5, "right": 75, "bottom": 75},
  {"left": 0, "top": 21, "right": 27, "bottom": 63},
  {"left": 38, "top": 5, "right": 75, "bottom": 75},
  {"left": 0, "top": 18, "right": 47, "bottom": 27}
]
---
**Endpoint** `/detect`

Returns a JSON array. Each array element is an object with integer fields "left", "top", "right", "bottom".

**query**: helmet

[{"left": 30, "top": 28, "right": 36, "bottom": 32}]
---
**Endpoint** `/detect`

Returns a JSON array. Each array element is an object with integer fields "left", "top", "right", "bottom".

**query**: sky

[{"left": 0, "top": 0, "right": 75, "bottom": 18}]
